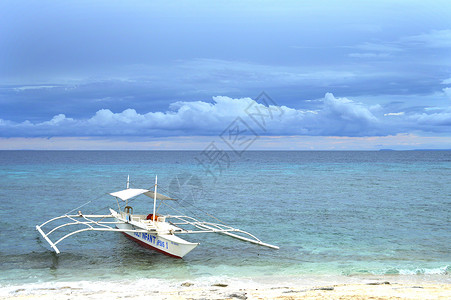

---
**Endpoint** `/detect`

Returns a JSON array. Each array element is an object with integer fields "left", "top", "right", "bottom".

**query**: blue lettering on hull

[{"left": 132, "top": 232, "right": 168, "bottom": 249}]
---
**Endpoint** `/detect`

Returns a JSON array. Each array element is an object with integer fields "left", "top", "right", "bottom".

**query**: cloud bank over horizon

[
  {"left": 1, "top": 1, "right": 451, "bottom": 149},
  {"left": 1, "top": 92, "right": 450, "bottom": 139}
]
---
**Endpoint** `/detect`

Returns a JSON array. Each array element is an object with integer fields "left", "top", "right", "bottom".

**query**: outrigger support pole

[
  {"left": 165, "top": 215, "right": 280, "bottom": 250},
  {"left": 219, "top": 230, "right": 280, "bottom": 249},
  {"left": 36, "top": 224, "right": 61, "bottom": 254}
]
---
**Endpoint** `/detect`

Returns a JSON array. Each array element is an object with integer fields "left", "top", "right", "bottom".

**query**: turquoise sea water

[{"left": 0, "top": 150, "right": 450, "bottom": 286}]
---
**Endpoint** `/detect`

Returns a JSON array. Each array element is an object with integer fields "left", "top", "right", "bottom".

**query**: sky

[{"left": 1, "top": 0, "right": 451, "bottom": 150}]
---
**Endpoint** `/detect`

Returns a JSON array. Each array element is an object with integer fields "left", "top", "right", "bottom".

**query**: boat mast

[
  {"left": 152, "top": 175, "right": 157, "bottom": 222},
  {"left": 125, "top": 175, "right": 130, "bottom": 208}
]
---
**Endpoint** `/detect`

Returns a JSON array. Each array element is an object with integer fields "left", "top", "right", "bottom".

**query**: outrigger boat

[{"left": 36, "top": 176, "right": 278, "bottom": 258}]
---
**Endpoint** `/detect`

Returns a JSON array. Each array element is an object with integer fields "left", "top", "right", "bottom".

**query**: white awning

[
  {"left": 109, "top": 188, "right": 150, "bottom": 201},
  {"left": 110, "top": 188, "right": 176, "bottom": 201}
]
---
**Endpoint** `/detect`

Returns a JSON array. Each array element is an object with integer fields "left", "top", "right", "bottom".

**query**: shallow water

[{"left": 0, "top": 150, "right": 450, "bottom": 286}]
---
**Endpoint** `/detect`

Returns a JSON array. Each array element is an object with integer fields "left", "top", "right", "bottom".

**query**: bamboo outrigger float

[{"left": 36, "top": 176, "right": 279, "bottom": 258}]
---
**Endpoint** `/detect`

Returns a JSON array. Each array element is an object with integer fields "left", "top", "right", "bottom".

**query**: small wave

[
  {"left": 399, "top": 266, "right": 450, "bottom": 275},
  {"left": 0, "top": 278, "right": 170, "bottom": 297},
  {"left": 373, "top": 265, "right": 449, "bottom": 275}
]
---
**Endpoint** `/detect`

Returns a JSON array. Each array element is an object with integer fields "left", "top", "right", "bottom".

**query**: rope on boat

[
  {"left": 157, "top": 185, "right": 228, "bottom": 226},
  {"left": 64, "top": 192, "right": 110, "bottom": 215},
  {"left": 64, "top": 200, "right": 91, "bottom": 215}
]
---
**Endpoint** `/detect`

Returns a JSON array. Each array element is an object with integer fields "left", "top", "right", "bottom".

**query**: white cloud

[
  {"left": 43, "top": 114, "right": 73, "bottom": 125},
  {"left": 323, "top": 93, "right": 378, "bottom": 122},
  {"left": 354, "top": 42, "right": 402, "bottom": 53},
  {"left": 1, "top": 93, "right": 451, "bottom": 138},
  {"left": 13, "top": 85, "right": 59, "bottom": 91},
  {"left": 409, "top": 112, "right": 451, "bottom": 127},
  {"left": 349, "top": 52, "right": 390, "bottom": 58},
  {"left": 348, "top": 42, "right": 401, "bottom": 59},
  {"left": 402, "top": 30, "right": 451, "bottom": 48},
  {"left": 441, "top": 78, "right": 451, "bottom": 85},
  {"left": 384, "top": 112, "right": 405, "bottom": 116},
  {"left": 443, "top": 87, "right": 451, "bottom": 99},
  {"left": 311, "top": 93, "right": 382, "bottom": 136},
  {"left": 177, "top": 59, "right": 357, "bottom": 87}
]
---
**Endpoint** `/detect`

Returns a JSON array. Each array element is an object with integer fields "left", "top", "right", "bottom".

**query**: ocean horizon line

[{"left": 1, "top": 149, "right": 451, "bottom": 152}]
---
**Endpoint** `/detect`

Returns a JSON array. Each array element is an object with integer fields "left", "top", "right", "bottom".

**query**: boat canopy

[{"left": 110, "top": 188, "right": 175, "bottom": 201}]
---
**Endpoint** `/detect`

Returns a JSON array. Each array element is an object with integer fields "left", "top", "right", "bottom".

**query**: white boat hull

[{"left": 115, "top": 221, "right": 198, "bottom": 258}]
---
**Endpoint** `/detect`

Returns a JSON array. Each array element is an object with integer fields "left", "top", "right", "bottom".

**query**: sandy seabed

[{"left": 1, "top": 275, "right": 450, "bottom": 299}]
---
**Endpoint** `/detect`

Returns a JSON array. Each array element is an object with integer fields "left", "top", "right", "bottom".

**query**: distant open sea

[{"left": 0, "top": 150, "right": 450, "bottom": 288}]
